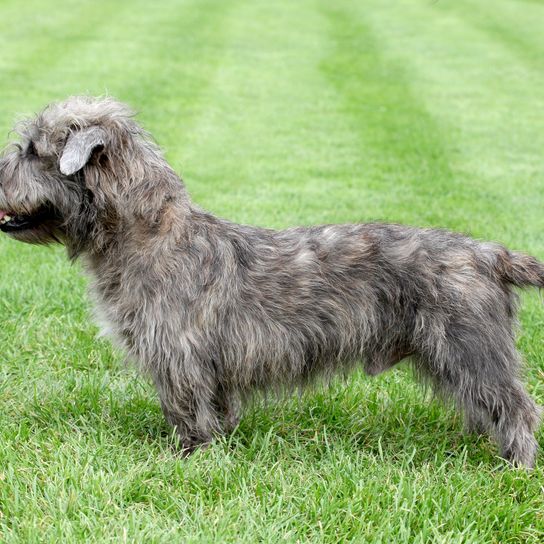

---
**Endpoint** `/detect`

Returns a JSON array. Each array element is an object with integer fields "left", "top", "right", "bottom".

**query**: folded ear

[{"left": 59, "top": 126, "right": 107, "bottom": 175}]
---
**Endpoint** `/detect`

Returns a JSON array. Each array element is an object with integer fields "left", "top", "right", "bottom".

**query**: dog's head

[{"left": 0, "top": 96, "right": 178, "bottom": 255}]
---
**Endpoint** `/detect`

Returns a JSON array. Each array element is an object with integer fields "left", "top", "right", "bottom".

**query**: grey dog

[{"left": 0, "top": 97, "right": 542, "bottom": 467}]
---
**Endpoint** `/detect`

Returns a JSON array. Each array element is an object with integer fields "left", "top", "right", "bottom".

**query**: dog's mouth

[{"left": 0, "top": 207, "right": 55, "bottom": 233}]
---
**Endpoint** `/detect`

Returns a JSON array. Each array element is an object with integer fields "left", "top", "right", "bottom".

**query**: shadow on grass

[
  {"left": 14, "top": 371, "right": 498, "bottom": 469},
  {"left": 231, "top": 396, "right": 496, "bottom": 470}
]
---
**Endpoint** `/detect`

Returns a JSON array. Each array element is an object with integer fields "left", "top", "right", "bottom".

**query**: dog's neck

[{"left": 68, "top": 165, "right": 193, "bottom": 261}]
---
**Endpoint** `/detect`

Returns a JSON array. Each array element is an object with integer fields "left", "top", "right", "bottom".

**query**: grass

[{"left": 1, "top": 0, "right": 544, "bottom": 541}]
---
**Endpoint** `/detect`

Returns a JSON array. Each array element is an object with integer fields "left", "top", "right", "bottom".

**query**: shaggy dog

[{"left": 0, "top": 97, "right": 541, "bottom": 466}]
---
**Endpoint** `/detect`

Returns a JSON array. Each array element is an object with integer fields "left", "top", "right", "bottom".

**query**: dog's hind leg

[
  {"left": 462, "top": 370, "right": 539, "bottom": 468},
  {"left": 416, "top": 321, "right": 541, "bottom": 467}
]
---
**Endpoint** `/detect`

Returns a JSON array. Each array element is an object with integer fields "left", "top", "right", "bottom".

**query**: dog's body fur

[{"left": 0, "top": 97, "right": 541, "bottom": 466}]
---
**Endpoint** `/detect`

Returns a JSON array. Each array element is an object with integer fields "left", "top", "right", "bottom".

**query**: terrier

[{"left": 0, "top": 97, "right": 541, "bottom": 466}]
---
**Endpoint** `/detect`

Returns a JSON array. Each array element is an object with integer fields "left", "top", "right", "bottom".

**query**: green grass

[{"left": 1, "top": 0, "right": 544, "bottom": 541}]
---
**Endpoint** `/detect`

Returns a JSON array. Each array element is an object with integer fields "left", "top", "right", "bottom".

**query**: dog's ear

[{"left": 59, "top": 126, "right": 107, "bottom": 176}]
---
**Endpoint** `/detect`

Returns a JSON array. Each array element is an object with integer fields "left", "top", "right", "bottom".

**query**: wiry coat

[{"left": 0, "top": 97, "right": 541, "bottom": 466}]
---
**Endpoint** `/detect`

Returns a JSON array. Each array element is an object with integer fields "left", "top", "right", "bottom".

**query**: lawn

[{"left": 1, "top": 0, "right": 544, "bottom": 542}]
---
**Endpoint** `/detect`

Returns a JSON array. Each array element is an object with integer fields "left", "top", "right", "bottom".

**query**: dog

[{"left": 0, "top": 96, "right": 541, "bottom": 466}]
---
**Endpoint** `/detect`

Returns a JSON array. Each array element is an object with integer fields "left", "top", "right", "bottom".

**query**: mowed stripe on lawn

[
  {"left": 0, "top": 0, "right": 237, "bottom": 153},
  {"left": 360, "top": 0, "right": 544, "bottom": 247},
  {"left": 0, "top": 0, "right": 129, "bottom": 118},
  {"left": 179, "top": 0, "right": 471, "bottom": 230},
  {"left": 176, "top": 0, "right": 374, "bottom": 226}
]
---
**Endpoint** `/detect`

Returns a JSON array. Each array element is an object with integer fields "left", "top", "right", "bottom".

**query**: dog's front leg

[
  {"left": 213, "top": 386, "right": 241, "bottom": 433},
  {"left": 152, "top": 364, "right": 222, "bottom": 454}
]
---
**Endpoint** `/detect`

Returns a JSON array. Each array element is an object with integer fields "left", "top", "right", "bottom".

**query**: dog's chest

[
  {"left": 91, "top": 294, "right": 129, "bottom": 349},
  {"left": 89, "top": 279, "right": 186, "bottom": 368}
]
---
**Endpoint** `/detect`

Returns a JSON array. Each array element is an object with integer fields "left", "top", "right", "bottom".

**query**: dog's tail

[{"left": 492, "top": 246, "right": 544, "bottom": 288}]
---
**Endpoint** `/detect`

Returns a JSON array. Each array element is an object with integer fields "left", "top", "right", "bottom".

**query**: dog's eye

[{"left": 26, "top": 141, "right": 38, "bottom": 157}]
